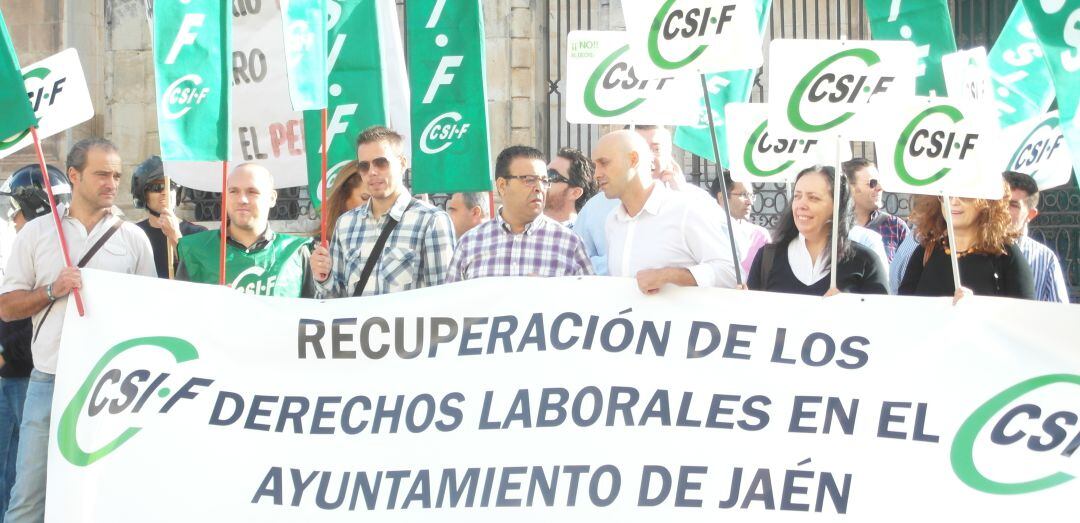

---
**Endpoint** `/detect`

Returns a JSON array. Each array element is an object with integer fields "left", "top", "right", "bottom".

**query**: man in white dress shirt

[{"left": 592, "top": 130, "right": 738, "bottom": 294}]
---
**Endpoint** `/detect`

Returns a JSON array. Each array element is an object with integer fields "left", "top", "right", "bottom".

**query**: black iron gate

[{"left": 543, "top": 0, "right": 1079, "bottom": 301}]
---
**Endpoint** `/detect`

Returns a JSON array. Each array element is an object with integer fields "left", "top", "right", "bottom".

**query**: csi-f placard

[
  {"left": 1000, "top": 111, "right": 1074, "bottom": 191},
  {"left": 620, "top": 0, "right": 763, "bottom": 79},
  {"left": 942, "top": 47, "right": 993, "bottom": 103},
  {"left": 566, "top": 31, "right": 698, "bottom": 125},
  {"left": 724, "top": 102, "right": 834, "bottom": 184},
  {"left": 767, "top": 39, "right": 918, "bottom": 140},
  {"left": 0, "top": 48, "right": 93, "bottom": 160},
  {"left": 874, "top": 97, "right": 1003, "bottom": 198}
]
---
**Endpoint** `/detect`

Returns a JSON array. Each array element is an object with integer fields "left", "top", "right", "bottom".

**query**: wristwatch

[{"left": 45, "top": 283, "right": 57, "bottom": 302}]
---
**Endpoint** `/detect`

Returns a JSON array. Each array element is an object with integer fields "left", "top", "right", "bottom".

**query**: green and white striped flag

[
  {"left": 152, "top": 0, "right": 230, "bottom": 161},
  {"left": 280, "top": 0, "right": 327, "bottom": 111},
  {"left": 865, "top": 0, "right": 957, "bottom": 96},
  {"left": 0, "top": 9, "right": 37, "bottom": 140},
  {"left": 304, "top": 0, "right": 410, "bottom": 208},
  {"left": 673, "top": 0, "right": 771, "bottom": 165}
]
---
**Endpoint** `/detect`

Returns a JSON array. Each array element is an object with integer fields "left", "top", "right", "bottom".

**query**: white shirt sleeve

[
  {"left": 681, "top": 200, "right": 738, "bottom": 288},
  {"left": 0, "top": 224, "right": 38, "bottom": 294}
]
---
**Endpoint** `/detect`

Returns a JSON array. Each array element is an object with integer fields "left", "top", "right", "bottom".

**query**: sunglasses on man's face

[
  {"left": 868, "top": 179, "right": 880, "bottom": 189},
  {"left": 547, "top": 168, "right": 571, "bottom": 185},
  {"left": 357, "top": 157, "right": 393, "bottom": 174}
]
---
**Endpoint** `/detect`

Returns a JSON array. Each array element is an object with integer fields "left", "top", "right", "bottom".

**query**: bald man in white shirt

[{"left": 593, "top": 130, "right": 738, "bottom": 294}]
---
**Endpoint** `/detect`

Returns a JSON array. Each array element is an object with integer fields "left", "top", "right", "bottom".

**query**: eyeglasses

[
  {"left": 547, "top": 168, "right": 571, "bottom": 185},
  {"left": 868, "top": 179, "right": 880, "bottom": 189},
  {"left": 147, "top": 181, "right": 177, "bottom": 193},
  {"left": 502, "top": 174, "right": 551, "bottom": 188},
  {"left": 357, "top": 157, "right": 392, "bottom": 174}
]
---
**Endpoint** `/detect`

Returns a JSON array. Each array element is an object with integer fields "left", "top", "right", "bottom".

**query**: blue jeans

[
  {"left": 0, "top": 378, "right": 28, "bottom": 516},
  {"left": 3, "top": 371, "right": 52, "bottom": 523}
]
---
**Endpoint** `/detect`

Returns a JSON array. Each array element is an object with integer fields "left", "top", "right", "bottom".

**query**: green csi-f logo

[
  {"left": 1008, "top": 115, "right": 1064, "bottom": 176},
  {"left": 893, "top": 104, "right": 979, "bottom": 186},
  {"left": 0, "top": 66, "right": 65, "bottom": 151},
  {"left": 952, "top": 374, "right": 1080, "bottom": 495},
  {"left": 647, "top": 0, "right": 736, "bottom": 69},
  {"left": 742, "top": 119, "right": 818, "bottom": 177},
  {"left": 57, "top": 337, "right": 208, "bottom": 467},
  {"left": 786, "top": 48, "right": 896, "bottom": 133},
  {"left": 584, "top": 45, "right": 673, "bottom": 118}
]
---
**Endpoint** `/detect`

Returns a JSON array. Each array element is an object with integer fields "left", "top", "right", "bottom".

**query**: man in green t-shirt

[{"left": 177, "top": 163, "right": 314, "bottom": 297}]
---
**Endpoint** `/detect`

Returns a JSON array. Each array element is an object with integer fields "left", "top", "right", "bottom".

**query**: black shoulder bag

[{"left": 352, "top": 200, "right": 414, "bottom": 297}]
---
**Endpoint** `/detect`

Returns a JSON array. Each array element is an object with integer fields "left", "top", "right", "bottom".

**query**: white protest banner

[
  {"left": 0, "top": 48, "right": 93, "bottom": 160},
  {"left": 873, "top": 96, "right": 1003, "bottom": 198},
  {"left": 49, "top": 270, "right": 1080, "bottom": 521},
  {"left": 999, "top": 111, "right": 1074, "bottom": 191},
  {"left": 164, "top": 2, "right": 308, "bottom": 191},
  {"left": 724, "top": 102, "right": 834, "bottom": 183},
  {"left": 942, "top": 47, "right": 993, "bottom": 102},
  {"left": 767, "top": 39, "right": 918, "bottom": 140},
  {"left": 620, "top": 0, "right": 763, "bottom": 79},
  {"left": 566, "top": 31, "right": 698, "bottom": 125}
]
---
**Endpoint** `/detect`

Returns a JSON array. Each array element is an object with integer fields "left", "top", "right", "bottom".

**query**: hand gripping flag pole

[{"left": 29, "top": 127, "right": 85, "bottom": 316}]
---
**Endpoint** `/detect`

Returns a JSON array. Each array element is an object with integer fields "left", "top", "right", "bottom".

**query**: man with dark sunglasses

[
  {"left": 842, "top": 158, "right": 909, "bottom": 261},
  {"left": 543, "top": 147, "right": 597, "bottom": 229},
  {"left": 131, "top": 155, "right": 206, "bottom": 278},
  {"left": 311, "top": 126, "right": 455, "bottom": 297}
]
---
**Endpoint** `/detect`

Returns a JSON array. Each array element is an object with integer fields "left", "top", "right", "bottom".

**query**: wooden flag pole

[
  {"left": 698, "top": 73, "right": 744, "bottom": 286},
  {"left": 165, "top": 174, "right": 175, "bottom": 279},
  {"left": 219, "top": 160, "right": 228, "bottom": 285},
  {"left": 319, "top": 107, "right": 329, "bottom": 246},
  {"left": 29, "top": 126, "right": 84, "bottom": 316},
  {"left": 830, "top": 137, "right": 843, "bottom": 291}
]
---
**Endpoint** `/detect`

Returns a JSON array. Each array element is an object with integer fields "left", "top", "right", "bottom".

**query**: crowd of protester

[{"left": 0, "top": 124, "right": 1071, "bottom": 520}]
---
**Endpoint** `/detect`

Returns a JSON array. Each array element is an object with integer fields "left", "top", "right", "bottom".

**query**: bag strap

[
  {"left": 34, "top": 218, "right": 124, "bottom": 343},
  {"left": 352, "top": 199, "right": 414, "bottom": 297},
  {"left": 760, "top": 243, "right": 777, "bottom": 290}
]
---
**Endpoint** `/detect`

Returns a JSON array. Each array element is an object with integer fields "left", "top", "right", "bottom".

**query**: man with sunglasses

[
  {"left": 447, "top": 146, "right": 592, "bottom": 281},
  {"left": 543, "top": 147, "right": 597, "bottom": 229},
  {"left": 311, "top": 126, "right": 455, "bottom": 296},
  {"left": 843, "top": 158, "right": 909, "bottom": 261},
  {"left": 131, "top": 156, "right": 207, "bottom": 278}
]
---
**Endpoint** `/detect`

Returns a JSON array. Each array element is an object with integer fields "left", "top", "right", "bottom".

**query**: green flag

[
  {"left": 407, "top": 0, "right": 492, "bottom": 194},
  {"left": 865, "top": 0, "right": 957, "bottom": 96},
  {"left": 673, "top": 0, "right": 771, "bottom": 165},
  {"left": 152, "top": 0, "right": 230, "bottom": 161},
  {"left": 304, "top": 0, "right": 410, "bottom": 208},
  {"left": 1020, "top": 0, "right": 1080, "bottom": 187},
  {"left": 988, "top": 2, "right": 1056, "bottom": 127},
  {"left": 280, "top": 0, "right": 327, "bottom": 111},
  {"left": 0, "top": 9, "right": 36, "bottom": 140}
]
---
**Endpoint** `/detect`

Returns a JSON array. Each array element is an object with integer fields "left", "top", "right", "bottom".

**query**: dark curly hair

[{"left": 556, "top": 147, "right": 597, "bottom": 212}]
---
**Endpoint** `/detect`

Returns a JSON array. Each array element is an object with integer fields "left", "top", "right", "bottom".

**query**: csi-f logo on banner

[
  {"left": 952, "top": 374, "right": 1080, "bottom": 495},
  {"left": 767, "top": 39, "right": 918, "bottom": 139},
  {"left": 159, "top": 14, "right": 213, "bottom": 121},
  {"left": 566, "top": 31, "right": 698, "bottom": 125},
  {"left": 873, "top": 97, "right": 1002, "bottom": 198},
  {"left": 621, "top": 0, "right": 764, "bottom": 79},
  {"left": 999, "top": 111, "right": 1074, "bottom": 191},
  {"left": 724, "top": 103, "right": 832, "bottom": 183},
  {"left": 0, "top": 48, "right": 94, "bottom": 160},
  {"left": 57, "top": 337, "right": 208, "bottom": 466}
]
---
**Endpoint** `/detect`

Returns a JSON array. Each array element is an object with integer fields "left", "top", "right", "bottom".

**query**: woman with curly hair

[
  {"left": 898, "top": 184, "right": 1034, "bottom": 300},
  {"left": 317, "top": 160, "right": 370, "bottom": 243},
  {"left": 748, "top": 165, "right": 888, "bottom": 295}
]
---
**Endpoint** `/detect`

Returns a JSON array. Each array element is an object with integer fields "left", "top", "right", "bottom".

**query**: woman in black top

[
  {"left": 899, "top": 188, "right": 1034, "bottom": 300},
  {"left": 748, "top": 165, "right": 888, "bottom": 295}
]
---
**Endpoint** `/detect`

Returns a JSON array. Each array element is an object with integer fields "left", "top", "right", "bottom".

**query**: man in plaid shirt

[
  {"left": 843, "top": 158, "right": 910, "bottom": 262},
  {"left": 448, "top": 146, "right": 593, "bottom": 281},
  {"left": 311, "top": 126, "right": 455, "bottom": 297}
]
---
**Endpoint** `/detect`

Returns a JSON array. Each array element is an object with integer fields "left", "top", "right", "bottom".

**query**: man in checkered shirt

[
  {"left": 310, "top": 126, "right": 455, "bottom": 297},
  {"left": 447, "top": 146, "right": 593, "bottom": 281},
  {"left": 843, "top": 158, "right": 910, "bottom": 262}
]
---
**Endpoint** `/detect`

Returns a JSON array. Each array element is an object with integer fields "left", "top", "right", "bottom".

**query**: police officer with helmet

[{"left": 131, "top": 156, "right": 205, "bottom": 278}]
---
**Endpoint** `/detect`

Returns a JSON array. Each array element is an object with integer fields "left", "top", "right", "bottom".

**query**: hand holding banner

[{"left": 566, "top": 31, "right": 699, "bottom": 125}]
